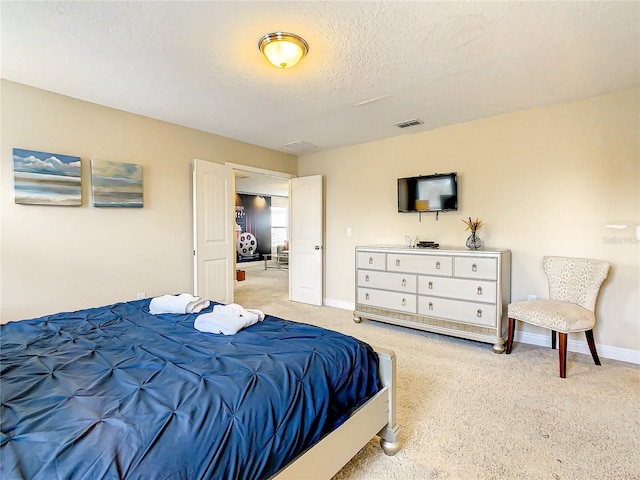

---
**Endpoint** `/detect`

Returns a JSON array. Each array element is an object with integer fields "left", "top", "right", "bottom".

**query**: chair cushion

[{"left": 508, "top": 300, "right": 595, "bottom": 333}]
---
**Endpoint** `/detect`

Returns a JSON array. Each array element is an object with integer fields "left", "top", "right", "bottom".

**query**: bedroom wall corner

[
  {"left": 0, "top": 80, "right": 296, "bottom": 323},
  {"left": 298, "top": 87, "right": 640, "bottom": 361}
]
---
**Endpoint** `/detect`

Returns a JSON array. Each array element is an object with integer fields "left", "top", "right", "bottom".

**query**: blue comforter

[{"left": 0, "top": 300, "right": 380, "bottom": 479}]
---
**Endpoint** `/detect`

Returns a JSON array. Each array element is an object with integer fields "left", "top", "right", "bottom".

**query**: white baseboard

[
  {"left": 324, "top": 298, "right": 355, "bottom": 311},
  {"left": 514, "top": 330, "right": 640, "bottom": 365},
  {"left": 323, "top": 298, "right": 640, "bottom": 365}
]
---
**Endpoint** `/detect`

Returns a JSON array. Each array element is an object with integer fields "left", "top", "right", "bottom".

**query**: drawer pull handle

[
  {"left": 365, "top": 274, "right": 370, "bottom": 282},
  {"left": 428, "top": 302, "right": 434, "bottom": 310},
  {"left": 428, "top": 281, "right": 433, "bottom": 289},
  {"left": 396, "top": 259, "right": 401, "bottom": 266},
  {"left": 369, "top": 257, "right": 373, "bottom": 264},
  {"left": 472, "top": 263, "right": 478, "bottom": 272},
  {"left": 477, "top": 309, "right": 482, "bottom": 317},
  {"left": 401, "top": 278, "right": 407, "bottom": 286},
  {"left": 477, "top": 286, "right": 483, "bottom": 295},
  {"left": 436, "top": 261, "right": 441, "bottom": 270},
  {"left": 401, "top": 298, "right": 407, "bottom": 306},
  {"left": 365, "top": 293, "right": 370, "bottom": 300}
]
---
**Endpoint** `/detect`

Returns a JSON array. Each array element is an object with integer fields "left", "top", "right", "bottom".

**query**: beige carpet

[{"left": 235, "top": 265, "right": 640, "bottom": 480}]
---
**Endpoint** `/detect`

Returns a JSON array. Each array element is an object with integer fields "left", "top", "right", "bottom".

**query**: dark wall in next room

[{"left": 235, "top": 193, "right": 271, "bottom": 262}]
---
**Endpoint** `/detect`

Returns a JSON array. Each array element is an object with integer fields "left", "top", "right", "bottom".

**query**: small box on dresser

[{"left": 354, "top": 246, "right": 511, "bottom": 353}]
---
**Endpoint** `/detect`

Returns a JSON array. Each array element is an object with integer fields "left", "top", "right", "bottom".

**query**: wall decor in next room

[
  {"left": 235, "top": 193, "right": 272, "bottom": 262},
  {"left": 91, "top": 160, "right": 143, "bottom": 208},
  {"left": 13, "top": 148, "right": 82, "bottom": 206}
]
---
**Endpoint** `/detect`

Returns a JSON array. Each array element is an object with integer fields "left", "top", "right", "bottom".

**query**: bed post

[{"left": 374, "top": 347, "right": 401, "bottom": 455}]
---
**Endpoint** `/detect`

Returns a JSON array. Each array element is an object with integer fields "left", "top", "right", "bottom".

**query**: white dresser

[{"left": 354, "top": 246, "right": 511, "bottom": 353}]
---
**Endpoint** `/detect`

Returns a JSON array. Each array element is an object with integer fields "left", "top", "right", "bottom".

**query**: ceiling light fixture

[{"left": 258, "top": 32, "right": 309, "bottom": 69}]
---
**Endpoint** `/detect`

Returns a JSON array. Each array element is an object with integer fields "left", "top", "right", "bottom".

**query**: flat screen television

[{"left": 397, "top": 172, "right": 458, "bottom": 213}]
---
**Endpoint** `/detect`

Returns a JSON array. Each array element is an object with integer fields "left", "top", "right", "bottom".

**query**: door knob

[{"left": 315, "top": 245, "right": 321, "bottom": 250}]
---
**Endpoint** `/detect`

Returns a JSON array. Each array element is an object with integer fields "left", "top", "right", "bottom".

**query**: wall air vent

[{"left": 394, "top": 119, "right": 424, "bottom": 129}]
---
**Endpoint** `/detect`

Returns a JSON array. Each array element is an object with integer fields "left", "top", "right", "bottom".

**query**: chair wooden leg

[
  {"left": 585, "top": 329, "right": 601, "bottom": 366},
  {"left": 506, "top": 318, "right": 515, "bottom": 354},
  {"left": 559, "top": 333, "right": 568, "bottom": 378},
  {"left": 551, "top": 330, "right": 557, "bottom": 350}
]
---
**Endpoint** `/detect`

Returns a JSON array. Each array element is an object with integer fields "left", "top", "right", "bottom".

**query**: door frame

[{"left": 227, "top": 163, "right": 295, "bottom": 293}]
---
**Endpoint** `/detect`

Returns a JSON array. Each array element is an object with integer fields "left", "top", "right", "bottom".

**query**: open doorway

[{"left": 232, "top": 166, "right": 292, "bottom": 303}]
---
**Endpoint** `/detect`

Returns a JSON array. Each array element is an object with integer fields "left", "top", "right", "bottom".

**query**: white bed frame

[{"left": 273, "top": 347, "right": 400, "bottom": 479}]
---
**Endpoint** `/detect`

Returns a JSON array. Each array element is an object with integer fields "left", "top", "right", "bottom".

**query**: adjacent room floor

[{"left": 234, "top": 260, "right": 288, "bottom": 307}]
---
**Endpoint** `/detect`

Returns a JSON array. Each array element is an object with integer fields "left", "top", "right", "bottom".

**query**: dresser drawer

[
  {"left": 357, "top": 251, "right": 386, "bottom": 271},
  {"left": 454, "top": 257, "right": 497, "bottom": 280},
  {"left": 418, "top": 275, "right": 496, "bottom": 304},
  {"left": 357, "top": 270, "right": 417, "bottom": 293},
  {"left": 387, "top": 253, "right": 453, "bottom": 276},
  {"left": 358, "top": 288, "right": 416, "bottom": 314},
  {"left": 418, "top": 296, "right": 497, "bottom": 327}
]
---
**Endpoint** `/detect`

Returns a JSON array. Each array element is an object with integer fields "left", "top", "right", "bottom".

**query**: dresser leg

[{"left": 492, "top": 339, "right": 506, "bottom": 354}]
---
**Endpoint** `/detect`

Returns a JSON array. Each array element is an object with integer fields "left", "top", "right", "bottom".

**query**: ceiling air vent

[
  {"left": 395, "top": 119, "right": 424, "bottom": 129},
  {"left": 285, "top": 140, "right": 316, "bottom": 152}
]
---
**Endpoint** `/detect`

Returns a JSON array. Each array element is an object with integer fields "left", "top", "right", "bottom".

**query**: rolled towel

[
  {"left": 186, "top": 298, "right": 210, "bottom": 314},
  {"left": 194, "top": 303, "right": 263, "bottom": 335},
  {"left": 150, "top": 293, "right": 204, "bottom": 314},
  {"left": 213, "top": 304, "right": 259, "bottom": 326},
  {"left": 246, "top": 308, "right": 265, "bottom": 321},
  {"left": 212, "top": 303, "right": 253, "bottom": 318}
]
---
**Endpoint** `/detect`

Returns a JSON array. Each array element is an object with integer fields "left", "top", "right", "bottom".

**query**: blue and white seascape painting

[
  {"left": 13, "top": 148, "right": 82, "bottom": 206},
  {"left": 91, "top": 160, "right": 143, "bottom": 208}
]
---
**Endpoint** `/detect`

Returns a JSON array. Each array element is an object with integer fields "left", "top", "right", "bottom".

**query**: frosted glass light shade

[{"left": 258, "top": 32, "right": 309, "bottom": 69}]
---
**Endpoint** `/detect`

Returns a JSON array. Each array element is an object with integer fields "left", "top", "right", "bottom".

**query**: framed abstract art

[
  {"left": 13, "top": 148, "right": 82, "bottom": 206},
  {"left": 91, "top": 159, "right": 143, "bottom": 208}
]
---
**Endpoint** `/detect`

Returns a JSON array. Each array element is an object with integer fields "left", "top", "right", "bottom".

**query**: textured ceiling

[{"left": 1, "top": 1, "right": 639, "bottom": 155}]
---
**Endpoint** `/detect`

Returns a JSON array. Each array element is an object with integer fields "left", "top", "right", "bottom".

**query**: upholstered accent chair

[
  {"left": 276, "top": 244, "right": 289, "bottom": 267},
  {"left": 506, "top": 256, "right": 610, "bottom": 378}
]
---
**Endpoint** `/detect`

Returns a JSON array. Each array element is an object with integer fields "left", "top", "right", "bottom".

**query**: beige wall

[
  {"left": 299, "top": 88, "right": 639, "bottom": 358},
  {"left": 2, "top": 80, "right": 637, "bottom": 359},
  {"left": 0, "top": 80, "right": 296, "bottom": 322}
]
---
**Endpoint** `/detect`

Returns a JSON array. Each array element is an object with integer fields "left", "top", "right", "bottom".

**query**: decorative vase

[{"left": 466, "top": 232, "right": 483, "bottom": 250}]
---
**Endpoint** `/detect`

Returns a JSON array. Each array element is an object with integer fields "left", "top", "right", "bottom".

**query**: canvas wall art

[
  {"left": 91, "top": 160, "right": 143, "bottom": 207},
  {"left": 13, "top": 148, "right": 82, "bottom": 206}
]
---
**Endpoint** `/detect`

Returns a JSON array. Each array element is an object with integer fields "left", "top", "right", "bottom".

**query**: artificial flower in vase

[{"left": 462, "top": 217, "right": 483, "bottom": 249}]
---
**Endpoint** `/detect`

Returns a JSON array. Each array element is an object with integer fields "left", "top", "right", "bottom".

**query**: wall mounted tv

[{"left": 397, "top": 172, "right": 458, "bottom": 213}]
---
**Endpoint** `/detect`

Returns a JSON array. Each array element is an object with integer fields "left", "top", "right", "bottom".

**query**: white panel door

[
  {"left": 193, "top": 159, "right": 234, "bottom": 304},
  {"left": 290, "top": 175, "right": 323, "bottom": 306}
]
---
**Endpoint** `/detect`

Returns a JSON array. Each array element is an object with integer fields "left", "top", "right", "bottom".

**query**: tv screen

[{"left": 398, "top": 172, "right": 458, "bottom": 212}]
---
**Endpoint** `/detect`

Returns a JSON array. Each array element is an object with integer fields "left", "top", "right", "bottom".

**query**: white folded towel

[
  {"left": 149, "top": 294, "right": 210, "bottom": 315},
  {"left": 186, "top": 297, "right": 211, "bottom": 314},
  {"left": 194, "top": 303, "right": 265, "bottom": 335},
  {"left": 213, "top": 304, "right": 265, "bottom": 321},
  {"left": 246, "top": 308, "right": 265, "bottom": 321}
]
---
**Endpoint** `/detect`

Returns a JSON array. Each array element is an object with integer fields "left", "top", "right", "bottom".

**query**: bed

[{"left": 0, "top": 299, "right": 399, "bottom": 479}]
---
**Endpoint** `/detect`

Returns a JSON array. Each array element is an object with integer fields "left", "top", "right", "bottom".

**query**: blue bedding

[{"left": 0, "top": 299, "right": 380, "bottom": 479}]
